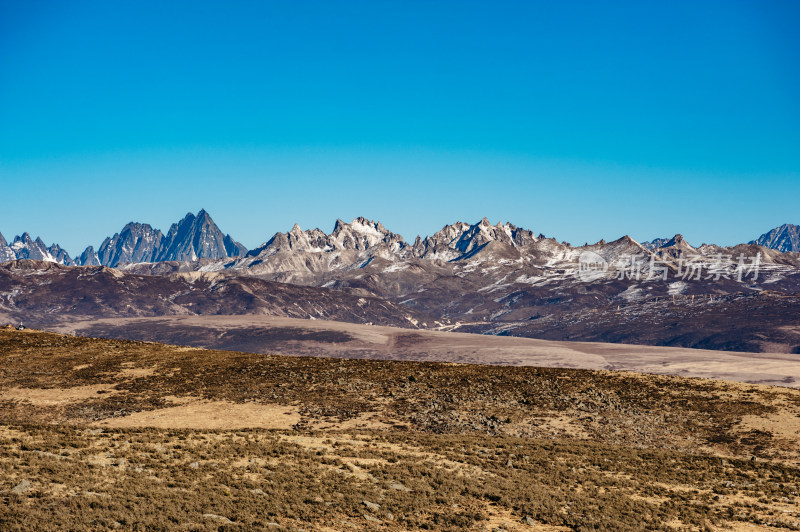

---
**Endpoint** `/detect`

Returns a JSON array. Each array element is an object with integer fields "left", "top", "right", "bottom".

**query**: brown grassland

[{"left": 1, "top": 328, "right": 799, "bottom": 530}]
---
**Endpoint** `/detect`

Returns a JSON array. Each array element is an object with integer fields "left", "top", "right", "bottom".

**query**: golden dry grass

[{"left": 1, "top": 329, "right": 799, "bottom": 530}]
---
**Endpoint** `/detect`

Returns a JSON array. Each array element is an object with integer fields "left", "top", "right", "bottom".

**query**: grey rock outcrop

[{"left": 751, "top": 224, "right": 800, "bottom": 252}]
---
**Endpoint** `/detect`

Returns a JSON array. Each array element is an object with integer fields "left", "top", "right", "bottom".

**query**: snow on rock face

[
  {"left": 0, "top": 232, "right": 15, "bottom": 263},
  {"left": 248, "top": 216, "right": 407, "bottom": 257},
  {"left": 412, "top": 218, "right": 537, "bottom": 259},
  {"left": 223, "top": 234, "right": 247, "bottom": 257},
  {"left": 642, "top": 238, "right": 670, "bottom": 251},
  {"left": 77, "top": 246, "right": 101, "bottom": 266},
  {"left": 97, "top": 223, "right": 164, "bottom": 267},
  {"left": 329, "top": 217, "right": 405, "bottom": 252},
  {"left": 0, "top": 232, "right": 74, "bottom": 265},
  {"left": 93, "top": 210, "right": 247, "bottom": 267},
  {"left": 668, "top": 281, "right": 688, "bottom": 295},
  {"left": 228, "top": 216, "right": 800, "bottom": 291},
  {"left": 751, "top": 224, "right": 800, "bottom": 252},
  {"left": 156, "top": 209, "right": 235, "bottom": 262}
]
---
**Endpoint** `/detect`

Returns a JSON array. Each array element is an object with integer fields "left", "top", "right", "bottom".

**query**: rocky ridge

[{"left": 751, "top": 223, "right": 800, "bottom": 252}]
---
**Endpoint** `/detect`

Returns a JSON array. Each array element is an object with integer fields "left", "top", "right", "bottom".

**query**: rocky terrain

[
  {"left": 0, "top": 232, "right": 75, "bottom": 265},
  {"left": 1, "top": 329, "right": 799, "bottom": 530},
  {"left": 2, "top": 216, "right": 800, "bottom": 354},
  {"left": 90, "top": 209, "right": 246, "bottom": 266},
  {"left": 0, "top": 261, "right": 431, "bottom": 330},
  {"left": 752, "top": 224, "right": 800, "bottom": 253},
  {"left": 0, "top": 209, "right": 246, "bottom": 267},
  {"left": 3, "top": 255, "right": 800, "bottom": 353},
  {"left": 454, "top": 290, "right": 800, "bottom": 354}
]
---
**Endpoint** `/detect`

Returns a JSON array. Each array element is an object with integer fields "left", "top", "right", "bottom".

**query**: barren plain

[
  {"left": 47, "top": 315, "right": 800, "bottom": 388},
  {"left": 1, "top": 328, "right": 800, "bottom": 530}
]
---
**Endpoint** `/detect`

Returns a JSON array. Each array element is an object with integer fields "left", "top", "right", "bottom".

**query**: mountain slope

[
  {"left": 96, "top": 222, "right": 164, "bottom": 266},
  {"left": 0, "top": 233, "right": 13, "bottom": 262},
  {"left": 412, "top": 217, "right": 537, "bottom": 260},
  {"left": 0, "top": 232, "right": 74, "bottom": 265},
  {"left": 0, "top": 260, "right": 430, "bottom": 329},
  {"left": 78, "top": 245, "right": 101, "bottom": 266},
  {"left": 223, "top": 233, "right": 248, "bottom": 257},
  {"left": 133, "top": 217, "right": 800, "bottom": 352},
  {"left": 752, "top": 223, "right": 800, "bottom": 252},
  {"left": 156, "top": 209, "right": 246, "bottom": 262},
  {"left": 87, "top": 210, "right": 247, "bottom": 267}
]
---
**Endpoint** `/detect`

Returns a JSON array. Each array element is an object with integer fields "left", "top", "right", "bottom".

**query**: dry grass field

[
  {"left": 1, "top": 328, "right": 800, "bottom": 530},
  {"left": 46, "top": 315, "right": 800, "bottom": 388}
]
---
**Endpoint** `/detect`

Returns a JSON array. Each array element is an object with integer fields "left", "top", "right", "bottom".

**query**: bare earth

[{"left": 49, "top": 314, "right": 800, "bottom": 388}]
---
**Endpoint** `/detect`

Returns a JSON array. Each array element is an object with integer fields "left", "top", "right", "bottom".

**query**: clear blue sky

[{"left": 1, "top": 0, "right": 798, "bottom": 256}]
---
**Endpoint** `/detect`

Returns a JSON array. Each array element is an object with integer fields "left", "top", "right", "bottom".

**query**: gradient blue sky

[{"left": 1, "top": 0, "right": 798, "bottom": 256}]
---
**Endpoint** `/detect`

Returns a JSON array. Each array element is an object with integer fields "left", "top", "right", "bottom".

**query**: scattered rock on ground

[{"left": 11, "top": 480, "right": 31, "bottom": 495}]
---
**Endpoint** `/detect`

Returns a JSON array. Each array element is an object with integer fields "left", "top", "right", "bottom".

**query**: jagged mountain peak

[
  {"left": 583, "top": 235, "right": 649, "bottom": 261},
  {"left": 92, "top": 210, "right": 245, "bottom": 267},
  {"left": 78, "top": 246, "right": 101, "bottom": 266},
  {"left": 414, "top": 218, "right": 536, "bottom": 260},
  {"left": 14, "top": 232, "right": 33, "bottom": 244},
  {"left": 606, "top": 235, "right": 646, "bottom": 250},
  {"left": 3, "top": 232, "right": 74, "bottom": 265},
  {"left": 751, "top": 224, "right": 800, "bottom": 253},
  {"left": 125, "top": 221, "right": 157, "bottom": 231},
  {"left": 157, "top": 209, "right": 243, "bottom": 262},
  {"left": 333, "top": 216, "right": 391, "bottom": 237},
  {"left": 97, "top": 222, "right": 164, "bottom": 267},
  {"left": 662, "top": 234, "right": 695, "bottom": 251},
  {"left": 252, "top": 217, "right": 405, "bottom": 257},
  {"left": 640, "top": 234, "right": 697, "bottom": 259},
  {"left": 642, "top": 234, "right": 690, "bottom": 251}
]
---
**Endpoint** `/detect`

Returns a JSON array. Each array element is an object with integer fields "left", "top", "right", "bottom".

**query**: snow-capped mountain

[
  {"left": 751, "top": 224, "right": 800, "bottom": 252},
  {"left": 227, "top": 217, "right": 409, "bottom": 279},
  {"left": 0, "top": 232, "right": 74, "bottom": 265},
  {"left": 78, "top": 246, "right": 101, "bottom": 266},
  {"left": 155, "top": 209, "right": 246, "bottom": 262},
  {"left": 234, "top": 217, "right": 539, "bottom": 276},
  {"left": 649, "top": 234, "right": 697, "bottom": 260},
  {"left": 4, "top": 215, "right": 800, "bottom": 354},
  {"left": 211, "top": 218, "right": 800, "bottom": 340},
  {"left": 211, "top": 217, "right": 800, "bottom": 288},
  {"left": 48, "top": 243, "right": 73, "bottom": 265},
  {"left": 95, "top": 222, "right": 164, "bottom": 267},
  {"left": 82, "top": 210, "right": 247, "bottom": 267},
  {"left": 223, "top": 234, "right": 248, "bottom": 258},
  {"left": 411, "top": 218, "right": 538, "bottom": 260},
  {"left": 250, "top": 217, "right": 407, "bottom": 256},
  {"left": 642, "top": 237, "right": 671, "bottom": 251},
  {"left": 0, "top": 233, "right": 14, "bottom": 263}
]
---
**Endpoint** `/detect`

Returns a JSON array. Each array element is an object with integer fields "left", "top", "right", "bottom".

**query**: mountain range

[
  {"left": 3, "top": 212, "right": 800, "bottom": 353},
  {"left": 0, "top": 209, "right": 246, "bottom": 267},
  {"left": 1, "top": 210, "right": 797, "bottom": 268},
  {"left": 0, "top": 232, "right": 74, "bottom": 264}
]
